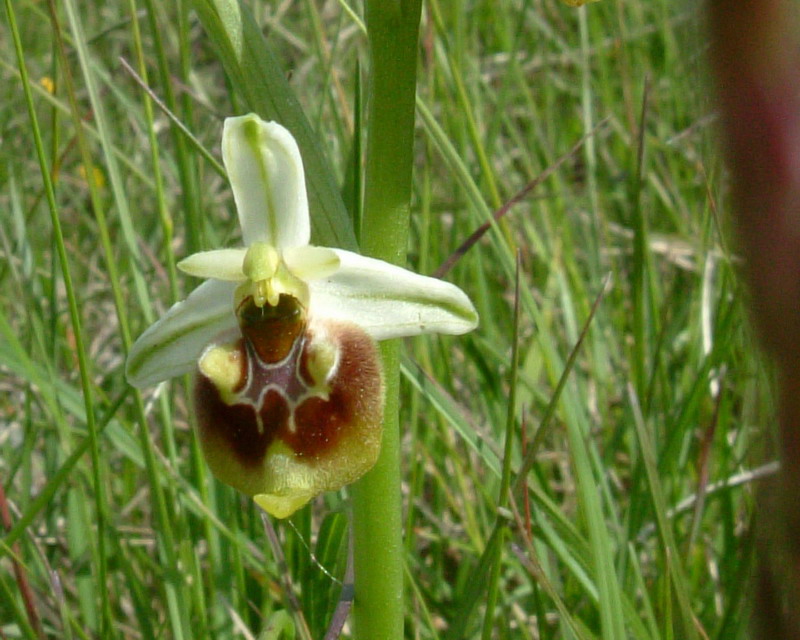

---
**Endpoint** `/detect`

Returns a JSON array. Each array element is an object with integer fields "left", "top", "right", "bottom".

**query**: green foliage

[{"left": 0, "top": 0, "right": 769, "bottom": 638}]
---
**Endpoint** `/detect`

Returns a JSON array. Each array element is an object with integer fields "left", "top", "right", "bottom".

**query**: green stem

[{"left": 351, "top": 2, "right": 421, "bottom": 639}]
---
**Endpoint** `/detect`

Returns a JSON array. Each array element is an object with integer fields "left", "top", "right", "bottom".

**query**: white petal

[
  {"left": 178, "top": 248, "right": 248, "bottom": 281},
  {"left": 126, "top": 280, "right": 238, "bottom": 388},
  {"left": 308, "top": 250, "right": 478, "bottom": 340},
  {"left": 222, "top": 114, "right": 310, "bottom": 248},
  {"left": 284, "top": 245, "right": 340, "bottom": 281}
]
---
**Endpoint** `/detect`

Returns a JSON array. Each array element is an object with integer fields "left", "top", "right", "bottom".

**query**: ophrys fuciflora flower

[{"left": 127, "top": 114, "right": 478, "bottom": 517}]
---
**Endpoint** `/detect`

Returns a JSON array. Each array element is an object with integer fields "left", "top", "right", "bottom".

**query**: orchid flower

[{"left": 126, "top": 114, "right": 478, "bottom": 518}]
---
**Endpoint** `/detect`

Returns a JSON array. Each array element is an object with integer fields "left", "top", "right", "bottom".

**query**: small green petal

[{"left": 178, "top": 248, "right": 248, "bottom": 281}]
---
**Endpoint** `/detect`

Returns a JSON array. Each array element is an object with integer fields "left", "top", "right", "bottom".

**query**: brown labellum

[{"left": 193, "top": 294, "right": 384, "bottom": 516}]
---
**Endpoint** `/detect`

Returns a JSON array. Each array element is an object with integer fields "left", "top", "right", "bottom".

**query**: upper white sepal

[{"left": 222, "top": 115, "right": 309, "bottom": 249}]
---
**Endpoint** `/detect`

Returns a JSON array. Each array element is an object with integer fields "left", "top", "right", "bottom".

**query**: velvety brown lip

[
  {"left": 195, "top": 375, "right": 287, "bottom": 468},
  {"left": 195, "top": 319, "right": 382, "bottom": 467},
  {"left": 289, "top": 326, "right": 381, "bottom": 458}
]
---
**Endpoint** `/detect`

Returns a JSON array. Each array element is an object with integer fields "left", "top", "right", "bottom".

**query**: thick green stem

[{"left": 351, "top": 2, "right": 421, "bottom": 639}]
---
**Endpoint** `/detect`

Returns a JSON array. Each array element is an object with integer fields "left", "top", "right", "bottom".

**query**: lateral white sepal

[
  {"left": 126, "top": 279, "right": 239, "bottom": 388},
  {"left": 309, "top": 249, "right": 479, "bottom": 340}
]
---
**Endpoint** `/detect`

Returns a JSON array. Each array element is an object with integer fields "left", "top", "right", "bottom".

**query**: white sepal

[
  {"left": 308, "top": 250, "right": 479, "bottom": 340},
  {"left": 222, "top": 115, "right": 310, "bottom": 249},
  {"left": 178, "top": 248, "right": 248, "bottom": 281},
  {"left": 126, "top": 280, "right": 239, "bottom": 388}
]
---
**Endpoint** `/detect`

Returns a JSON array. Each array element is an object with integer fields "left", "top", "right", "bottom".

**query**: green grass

[{"left": 0, "top": 0, "right": 772, "bottom": 638}]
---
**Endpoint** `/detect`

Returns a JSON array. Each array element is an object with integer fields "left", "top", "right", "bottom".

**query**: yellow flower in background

[
  {"left": 77, "top": 165, "right": 106, "bottom": 190},
  {"left": 40, "top": 76, "right": 55, "bottom": 94},
  {"left": 127, "top": 114, "right": 478, "bottom": 518},
  {"left": 561, "top": 0, "right": 599, "bottom": 6}
]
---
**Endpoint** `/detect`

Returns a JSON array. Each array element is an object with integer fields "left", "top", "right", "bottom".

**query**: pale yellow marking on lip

[
  {"left": 304, "top": 334, "right": 338, "bottom": 398},
  {"left": 198, "top": 343, "right": 245, "bottom": 405}
]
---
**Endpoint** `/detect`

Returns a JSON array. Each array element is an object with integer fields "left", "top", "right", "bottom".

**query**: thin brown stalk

[
  {"left": 0, "top": 479, "right": 44, "bottom": 639},
  {"left": 434, "top": 118, "right": 609, "bottom": 279}
]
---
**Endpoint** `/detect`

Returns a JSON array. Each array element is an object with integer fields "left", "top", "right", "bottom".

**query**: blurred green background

[{"left": 0, "top": 0, "right": 770, "bottom": 638}]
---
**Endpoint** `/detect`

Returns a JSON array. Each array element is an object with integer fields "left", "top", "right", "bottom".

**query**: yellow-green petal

[{"left": 178, "top": 248, "right": 248, "bottom": 281}]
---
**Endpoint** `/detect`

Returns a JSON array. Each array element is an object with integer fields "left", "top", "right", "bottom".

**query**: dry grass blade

[
  {"left": 0, "top": 481, "right": 44, "bottom": 639},
  {"left": 261, "top": 513, "right": 314, "bottom": 640},
  {"left": 434, "top": 118, "right": 610, "bottom": 279}
]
